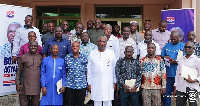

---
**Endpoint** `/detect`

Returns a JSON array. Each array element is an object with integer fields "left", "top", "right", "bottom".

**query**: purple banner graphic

[{"left": 161, "top": 9, "right": 194, "bottom": 42}]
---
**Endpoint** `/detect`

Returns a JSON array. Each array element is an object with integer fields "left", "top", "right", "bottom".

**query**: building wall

[
  {"left": 169, "top": 0, "right": 182, "bottom": 9},
  {"left": 5, "top": 0, "right": 174, "bottom": 29},
  {"left": 143, "top": 4, "right": 166, "bottom": 30}
]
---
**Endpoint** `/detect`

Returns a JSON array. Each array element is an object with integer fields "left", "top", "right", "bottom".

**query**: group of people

[{"left": 2, "top": 14, "right": 200, "bottom": 106}]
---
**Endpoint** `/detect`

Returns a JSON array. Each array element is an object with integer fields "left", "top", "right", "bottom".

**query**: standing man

[
  {"left": 15, "top": 41, "right": 42, "bottom": 106},
  {"left": 129, "top": 21, "right": 143, "bottom": 44},
  {"left": 115, "top": 46, "right": 142, "bottom": 106},
  {"left": 40, "top": 44, "right": 66, "bottom": 105},
  {"left": 112, "top": 24, "right": 122, "bottom": 39},
  {"left": 174, "top": 41, "right": 200, "bottom": 106},
  {"left": 41, "top": 23, "right": 48, "bottom": 35},
  {"left": 162, "top": 31, "right": 185, "bottom": 106},
  {"left": 12, "top": 15, "right": 42, "bottom": 63},
  {"left": 137, "top": 31, "right": 161, "bottom": 60},
  {"left": 69, "top": 21, "right": 84, "bottom": 44},
  {"left": 0, "top": 22, "right": 21, "bottom": 58},
  {"left": 187, "top": 31, "right": 200, "bottom": 58},
  {"left": 65, "top": 42, "right": 88, "bottom": 106},
  {"left": 87, "top": 20, "right": 94, "bottom": 30},
  {"left": 18, "top": 31, "right": 42, "bottom": 57},
  {"left": 104, "top": 24, "right": 120, "bottom": 60},
  {"left": 41, "top": 22, "right": 55, "bottom": 45},
  {"left": 152, "top": 20, "right": 171, "bottom": 50},
  {"left": 141, "top": 43, "right": 166, "bottom": 106},
  {"left": 61, "top": 21, "right": 70, "bottom": 40},
  {"left": 42, "top": 26, "right": 72, "bottom": 58},
  {"left": 119, "top": 27, "right": 137, "bottom": 59},
  {"left": 88, "top": 19, "right": 104, "bottom": 45},
  {"left": 139, "top": 20, "right": 152, "bottom": 36},
  {"left": 79, "top": 32, "right": 97, "bottom": 58},
  {"left": 87, "top": 36, "right": 117, "bottom": 106}
]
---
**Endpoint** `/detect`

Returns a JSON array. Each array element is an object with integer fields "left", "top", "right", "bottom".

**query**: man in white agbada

[{"left": 87, "top": 36, "right": 117, "bottom": 106}]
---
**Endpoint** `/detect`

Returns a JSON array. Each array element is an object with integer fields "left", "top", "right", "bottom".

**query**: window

[{"left": 36, "top": 6, "right": 81, "bottom": 33}]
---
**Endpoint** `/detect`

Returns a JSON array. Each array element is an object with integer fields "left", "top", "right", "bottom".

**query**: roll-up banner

[
  {"left": 0, "top": 4, "right": 32, "bottom": 96},
  {"left": 161, "top": 8, "right": 194, "bottom": 42}
]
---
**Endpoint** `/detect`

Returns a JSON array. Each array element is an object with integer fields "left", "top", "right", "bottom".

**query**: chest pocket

[{"left": 60, "top": 45, "right": 67, "bottom": 53}]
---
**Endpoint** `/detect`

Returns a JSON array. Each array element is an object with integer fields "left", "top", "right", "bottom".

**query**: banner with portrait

[
  {"left": 0, "top": 4, "right": 32, "bottom": 96},
  {"left": 161, "top": 8, "right": 194, "bottom": 42}
]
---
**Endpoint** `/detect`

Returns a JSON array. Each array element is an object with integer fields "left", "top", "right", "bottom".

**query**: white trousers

[{"left": 94, "top": 100, "right": 112, "bottom": 106}]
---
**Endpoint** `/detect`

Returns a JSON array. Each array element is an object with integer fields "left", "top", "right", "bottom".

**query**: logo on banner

[
  {"left": 7, "top": 11, "right": 14, "bottom": 18},
  {"left": 3, "top": 80, "right": 15, "bottom": 86},
  {"left": 167, "top": 17, "right": 175, "bottom": 24}
]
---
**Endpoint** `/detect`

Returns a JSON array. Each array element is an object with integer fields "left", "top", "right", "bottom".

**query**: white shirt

[
  {"left": 12, "top": 26, "right": 42, "bottom": 56},
  {"left": 137, "top": 40, "right": 161, "bottom": 60},
  {"left": 174, "top": 54, "right": 200, "bottom": 93},
  {"left": 119, "top": 37, "right": 137, "bottom": 59},
  {"left": 87, "top": 49, "right": 117, "bottom": 101},
  {"left": 106, "top": 35, "right": 120, "bottom": 60}
]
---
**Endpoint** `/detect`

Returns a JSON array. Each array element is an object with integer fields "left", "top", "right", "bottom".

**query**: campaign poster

[{"left": 0, "top": 4, "right": 32, "bottom": 96}]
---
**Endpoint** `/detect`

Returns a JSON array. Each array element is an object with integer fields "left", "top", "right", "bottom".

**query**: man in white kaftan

[{"left": 87, "top": 36, "right": 117, "bottom": 106}]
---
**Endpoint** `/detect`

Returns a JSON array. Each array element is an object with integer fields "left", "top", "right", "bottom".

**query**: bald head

[
  {"left": 170, "top": 31, "right": 180, "bottom": 44},
  {"left": 29, "top": 41, "right": 38, "bottom": 54},
  {"left": 187, "top": 31, "right": 196, "bottom": 42}
]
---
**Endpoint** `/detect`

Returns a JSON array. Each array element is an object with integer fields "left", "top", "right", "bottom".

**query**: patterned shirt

[
  {"left": 65, "top": 53, "right": 88, "bottom": 89},
  {"left": 115, "top": 57, "right": 142, "bottom": 88},
  {"left": 194, "top": 42, "right": 200, "bottom": 58},
  {"left": 140, "top": 56, "right": 166, "bottom": 89},
  {"left": 68, "top": 33, "right": 82, "bottom": 44},
  {"left": 0, "top": 43, "right": 12, "bottom": 58},
  {"left": 79, "top": 42, "right": 97, "bottom": 58}
]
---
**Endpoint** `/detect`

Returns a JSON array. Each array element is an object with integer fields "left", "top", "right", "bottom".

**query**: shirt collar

[
  {"left": 53, "top": 37, "right": 63, "bottom": 41},
  {"left": 183, "top": 54, "right": 195, "bottom": 59},
  {"left": 24, "top": 25, "right": 34, "bottom": 29},
  {"left": 69, "top": 53, "right": 83, "bottom": 58},
  {"left": 108, "top": 34, "right": 115, "bottom": 41},
  {"left": 81, "top": 41, "right": 90, "bottom": 46},
  {"left": 155, "top": 28, "right": 167, "bottom": 32},
  {"left": 122, "top": 57, "right": 135, "bottom": 61}
]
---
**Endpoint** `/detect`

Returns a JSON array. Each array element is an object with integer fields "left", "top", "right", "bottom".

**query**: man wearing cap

[{"left": 129, "top": 21, "right": 143, "bottom": 44}]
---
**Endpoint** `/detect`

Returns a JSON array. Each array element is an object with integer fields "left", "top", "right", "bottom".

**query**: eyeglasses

[
  {"left": 184, "top": 46, "right": 193, "bottom": 49},
  {"left": 188, "top": 34, "right": 195, "bottom": 36}
]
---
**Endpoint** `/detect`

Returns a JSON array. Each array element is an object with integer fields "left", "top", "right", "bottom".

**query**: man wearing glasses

[
  {"left": 173, "top": 41, "right": 200, "bottom": 106},
  {"left": 187, "top": 31, "right": 200, "bottom": 58}
]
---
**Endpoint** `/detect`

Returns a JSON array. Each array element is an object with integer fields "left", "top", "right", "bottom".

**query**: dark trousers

[
  {"left": 176, "top": 87, "right": 198, "bottom": 106},
  {"left": 163, "top": 77, "right": 175, "bottom": 106},
  {"left": 19, "top": 94, "right": 39, "bottom": 106},
  {"left": 67, "top": 87, "right": 86, "bottom": 106},
  {"left": 119, "top": 88, "right": 139, "bottom": 106}
]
